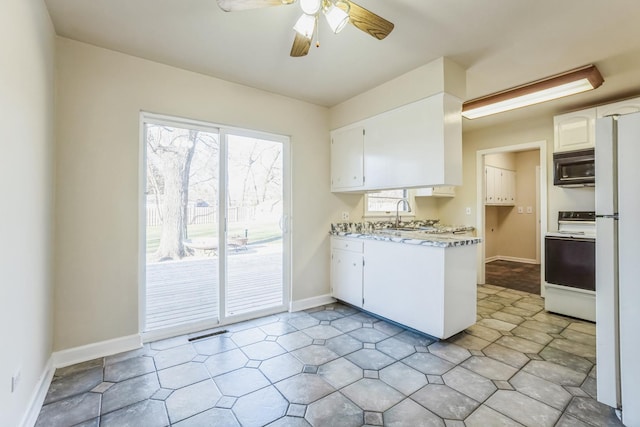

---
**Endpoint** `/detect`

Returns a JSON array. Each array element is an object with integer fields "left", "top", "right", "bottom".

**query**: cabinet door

[
  {"left": 554, "top": 108, "right": 596, "bottom": 152},
  {"left": 494, "top": 168, "right": 504, "bottom": 204},
  {"left": 484, "top": 166, "right": 495, "bottom": 205},
  {"left": 363, "top": 94, "right": 462, "bottom": 189},
  {"left": 596, "top": 97, "right": 640, "bottom": 118},
  {"left": 501, "top": 169, "right": 516, "bottom": 205},
  {"left": 506, "top": 170, "right": 516, "bottom": 205},
  {"left": 331, "top": 249, "right": 363, "bottom": 307},
  {"left": 331, "top": 127, "right": 364, "bottom": 191},
  {"left": 485, "top": 166, "right": 500, "bottom": 204}
]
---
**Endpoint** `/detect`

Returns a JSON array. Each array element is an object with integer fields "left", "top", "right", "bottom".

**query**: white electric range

[{"left": 544, "top": 211, "right": 596, "bottom": 321}]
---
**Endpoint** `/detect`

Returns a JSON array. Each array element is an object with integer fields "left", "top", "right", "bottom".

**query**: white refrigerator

[{"left": 595, "top": 111, "right": 640, "bottom": 426}]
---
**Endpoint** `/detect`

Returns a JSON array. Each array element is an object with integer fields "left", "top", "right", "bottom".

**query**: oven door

[{"left": 545, "top": 235, "right": 596, "bottom": 291}]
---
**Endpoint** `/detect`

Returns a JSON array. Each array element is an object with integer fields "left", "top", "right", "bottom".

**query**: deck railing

[{"left": 146, "top": 205, "right": 256, "bottom": 226}]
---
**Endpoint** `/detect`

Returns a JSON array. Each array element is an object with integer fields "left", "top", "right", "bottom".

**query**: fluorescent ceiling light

[{"left": 462, "top": 65, "right": 604, "bottom": 119}]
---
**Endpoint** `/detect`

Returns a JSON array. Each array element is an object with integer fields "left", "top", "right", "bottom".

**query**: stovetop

[
  {"left": 557, "top": 211, "right": 596, "bottom": 222},
  {"left": 547, "top": 210, "right": 596, "bottom": 239}
]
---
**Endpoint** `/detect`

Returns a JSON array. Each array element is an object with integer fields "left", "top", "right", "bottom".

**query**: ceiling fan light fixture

[
  {"left": 293, "top": 13, "right": 316, "bottom": 39},
  {"left": 300, "top": 0, "right": 321, "bottom": 15},
  {"left": 324, "top": 2, "right": 350, "bottom": 34}
]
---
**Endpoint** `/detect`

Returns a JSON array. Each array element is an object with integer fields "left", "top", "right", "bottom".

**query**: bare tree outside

[
  {"left": 145, "top": 126, "right": 282, "bottom": 261},
  {"left": 145, "top": 124, "right": 219, "bottom": 261}
]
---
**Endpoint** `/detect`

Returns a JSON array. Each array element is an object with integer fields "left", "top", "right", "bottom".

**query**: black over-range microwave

[{"left": 553, "top": 148, "right": 595, "bottom": 187}]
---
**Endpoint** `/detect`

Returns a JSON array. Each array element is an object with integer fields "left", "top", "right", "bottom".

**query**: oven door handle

[{"left": 545, "top": 236, "right": 595, "bottom": 243}]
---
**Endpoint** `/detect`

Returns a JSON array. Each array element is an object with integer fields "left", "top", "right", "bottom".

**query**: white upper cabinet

[
  {"left": 415, "top": 186, "right": 456, "bottom": 197},
  {"left": 554, "top": 108, "right": 597, "bottom": 153},
  {"left": 596, "top": 96, "right": 640, "bottom": 118},
  {"left": 330, "top": 126, "right": 365, "bottom": 191},
  {"left": 503, "top": 169, "right": 516, "bottom": 205},
  {"left": 330, "top": 93, "right": 462, "bottom": 192},
  {"left": 553, "top": 97, "right": 640, "bottom": 154},
  {"left": 485, "top": 165, "right": 515, "bottom": 206}
]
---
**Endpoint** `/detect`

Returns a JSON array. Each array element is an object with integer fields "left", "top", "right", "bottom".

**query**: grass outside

[{"left": 146, "top": 222, "right": 281, "bottom": 255}]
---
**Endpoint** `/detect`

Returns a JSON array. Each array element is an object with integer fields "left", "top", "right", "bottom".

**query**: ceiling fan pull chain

[{"left": 315, "top": 15, "right": 320, "bottom": 48}]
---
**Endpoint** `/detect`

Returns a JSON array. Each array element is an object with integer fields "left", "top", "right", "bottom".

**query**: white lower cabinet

[
  {"left": 330, "top": 238, "right": 363, "bottom": 308},
  {"left": 331, "top": 236, "right": 477, "bottom": 339}
]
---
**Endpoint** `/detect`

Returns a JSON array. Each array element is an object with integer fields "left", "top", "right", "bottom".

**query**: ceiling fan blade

[
  {"left": 347, "top": 1, "right": 394, "bottom": 40},
  {"left": 216, "top": 0, "right": 295, "bottom": 12},
  {"left": 290, "top": 33, "right": 312, "bottom": 57}
]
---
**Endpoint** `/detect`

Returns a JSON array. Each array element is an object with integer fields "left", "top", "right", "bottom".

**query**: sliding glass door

[
  {"left": 142, "top": 114, "right": 289, "bottom": 338},
  {"left": 224, "top": 133, "right": 285, "bottom": 317}
]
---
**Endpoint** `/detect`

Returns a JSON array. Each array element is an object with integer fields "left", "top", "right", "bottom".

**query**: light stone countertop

[{"left": 330, "top": 229, "right": 482, "bottom": 248}]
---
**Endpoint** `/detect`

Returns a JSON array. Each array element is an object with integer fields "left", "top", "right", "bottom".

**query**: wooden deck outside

[{"left": 145, "top": 245, "right": 283, "bottom": 331}]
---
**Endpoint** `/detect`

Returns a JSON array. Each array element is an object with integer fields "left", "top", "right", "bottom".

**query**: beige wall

[
  {"left": 53, "top": 38, "right": 337, "bottom": 350},
  {"left": 329, "top": 57, "right": 466, "bottom": 130},
  {"left": 485, "top": 150, "right": 540, "bottom": 262},
  {"left": 485, "top": 152, "right": 516, "bottom": 170},
  {"left": 440, "top": 114, "right": 595, "bottom": 240},
  {"left": 0, "top": 0, "right": 56, "bottom": 425}
]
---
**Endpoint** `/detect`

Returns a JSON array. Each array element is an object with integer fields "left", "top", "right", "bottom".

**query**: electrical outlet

[
  {"left": 341, "top": 211, "right": 349, "bottom": 221},
  {"left": 517, "top": 206, "right": 524, "bottom": 214},
  {"left": 526, "top": 206, "right": 533, "bottom": 214},
  {"left": 465, "top": 207, "right": 471, "bottom": 215},
  {"left": 11, "top": 369, "right": 21, "bottom": 393}
]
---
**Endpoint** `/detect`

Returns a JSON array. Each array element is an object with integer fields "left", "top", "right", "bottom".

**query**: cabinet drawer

[{"left": 331, "top": 238, "right": 363, "bottom": 253}]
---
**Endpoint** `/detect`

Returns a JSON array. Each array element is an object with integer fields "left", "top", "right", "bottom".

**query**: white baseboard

[
  {"left": 289, "top": 294, "right": 336, "bottom": 312},
  {"left": 485, "top": 255, "right": 538, "bottom": 265},
  {"left": 52, "top": 334, "right": 142, "bottom": 369},
  {"left": 20, "top": 356, "right": 54, "bottom": 427}
]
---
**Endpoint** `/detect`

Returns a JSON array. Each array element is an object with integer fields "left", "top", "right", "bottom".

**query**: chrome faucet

[{"left": 395, "top": 198, "right": 412, "bottom": 228}]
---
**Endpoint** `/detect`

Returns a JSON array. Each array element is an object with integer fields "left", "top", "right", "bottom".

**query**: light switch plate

[
  {"left": 517, "top": 206, "right": 524, "bottom": 214},
  {"left": 526, "top": 206, "right": 533, "bottom": 214}
]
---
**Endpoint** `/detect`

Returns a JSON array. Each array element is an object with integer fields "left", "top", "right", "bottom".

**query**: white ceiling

[{"left": 44, "top": 0, "right": 640, "bottom": 130}]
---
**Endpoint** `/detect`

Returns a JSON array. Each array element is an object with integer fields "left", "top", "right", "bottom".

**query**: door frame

[
  {"left": 475, "top": 140, "right": 547, "bottom": 295},
  {"left": 138, "top": 112, "right": 291, "bottom": 342}
]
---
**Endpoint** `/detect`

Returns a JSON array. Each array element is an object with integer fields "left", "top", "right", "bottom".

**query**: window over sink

[{"left": 364, "top": 189, "right": 415, "bottom": 217}]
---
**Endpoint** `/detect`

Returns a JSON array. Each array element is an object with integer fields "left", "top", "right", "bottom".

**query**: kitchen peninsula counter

[{"left": 330, "top": 220, "right": 480, "bottom": 339}]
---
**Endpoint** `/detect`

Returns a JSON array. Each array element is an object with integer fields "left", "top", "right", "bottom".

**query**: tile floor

[{"left": 36, "top": 284, "right": 622, "bottom": 427}]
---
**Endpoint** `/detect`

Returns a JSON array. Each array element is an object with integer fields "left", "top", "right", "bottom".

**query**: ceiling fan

[{"left": 216, "top": 0, "right": 394, "bottom": 57}]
